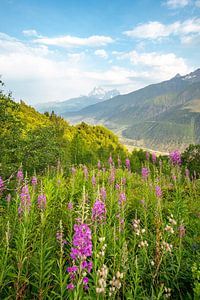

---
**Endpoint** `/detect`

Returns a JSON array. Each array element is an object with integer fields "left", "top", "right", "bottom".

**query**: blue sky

[{"left": 0, "top": 0, "right": 200, "bottom": 103}]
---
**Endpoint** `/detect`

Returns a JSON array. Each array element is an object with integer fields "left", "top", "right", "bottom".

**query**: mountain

[
  {"left": 64, "top": 69, "right": 200, "bottom": 152},
  {"left": 35, "top": 87, "right": 120, "bottom": 114}
]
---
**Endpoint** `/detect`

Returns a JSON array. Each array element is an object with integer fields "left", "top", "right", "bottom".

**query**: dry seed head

[
  {"left": 116, "top": 271, "right": 121, "bottom": 278},
  {"left": 96, "top": 287, "right": 101, "bottom": 293},
  {"left": 165, "top": 225, "right": 174, "bottom": 234},
  {"left": 114, "top": 279, "right": 121, "bottom": 289}
]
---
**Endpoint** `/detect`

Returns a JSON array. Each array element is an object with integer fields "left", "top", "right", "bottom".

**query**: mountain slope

[
  {"left": 36, "top": 87, "right": 120, "bottom": 114},
  {"left": 64, "top": 69, "right": 200, "bottom": 151}
]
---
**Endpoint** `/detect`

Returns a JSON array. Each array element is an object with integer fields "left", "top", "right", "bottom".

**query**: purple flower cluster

[
  {"left": 91, "top": 175, "right": 96, "bottom": 186},
  {"left": 83, "top": 165, "right": 88, "bottom": 179},
  {"left": 37, "top": 194, "right": 46, "bottom": 210},
  {"left": 155, "top": 186, "right": 162, "bottom": 198},
  {"left": 109, "top": 168, "right": 115, "bottom": 184},
  {"left": 71, "top": 167, "right": 76, "bottom": 175},
  {"left": 97, "top": 161, "right": 101, "bottom": 170},
  {"left": 179, "top": 225, "right": 186, "bottom": 238},
  {"left": 146, "top": 151, "right": 150, "bottom": 161},
  {"left": 0, "top": 176, "right": 4, "bottom": 193},
  {"left": 6, "top": 194, "right": 11, "bottom": 203},
  {"left": 67, "top": 202, "right": 73, "bottom": 210},
  {"left": 18, "top": 185, "right": 31, "bottom": 215},
  {"left": 108, "top": 155, "right": 113, "bottom": 165},
  {"left": 121, "top": 177, "right": 126, "bottom": 185},
  {"left": 56, "top": 231, "right": 67, "bottom": 246},
  {"left": 169, "top": 150, "right": 182, "bottom": 166},
  {"left": 70, "top": 224, "right": 92, "bottom": 260},
  {"left": 119, "top": 192, "right": 126, "bottom": 205},
  {"left": 115, "top": 183, "right": 120, "bottom": 190},
  {"left": 17, "top": 169, "right": 23, "bottom": 181},
  {"left": 185, "top": 168, "right": 190, "bottom": 178},
  {"left": 67, "top": 224, "right": 92, "bottom": 290},
  {"left": 92, "top": 200, "right": 106, "bottom": 223},
  {"left": 152, "top": 153, "right": 157, "bottom": 164},
  {"left": 100, "top": 187, "right": 106, "bottom": 201},
  {"left": 125, "top": 158, "right": 130, "bottom": 170},
  {"left": 31, "top": 176, "right": 37, "bottom": 186},
  {"left": 141, "top": 167, "right": 149, "bottom": 179}
]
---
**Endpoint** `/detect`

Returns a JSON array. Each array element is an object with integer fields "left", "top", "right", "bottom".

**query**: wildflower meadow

[{"left": 0, "top": 152, "right": 200, "bottom": 299}]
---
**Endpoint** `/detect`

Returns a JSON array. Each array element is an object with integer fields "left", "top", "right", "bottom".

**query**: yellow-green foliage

[{"left": 0, "top": 94, "right": 127, "bottom": 177}]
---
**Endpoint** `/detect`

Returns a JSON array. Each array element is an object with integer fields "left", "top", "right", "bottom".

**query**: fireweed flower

[
  {"left": 67, "top": 202, "right": 73, "bottom": 210},
  {"left": 146, "top": 151, "right": 150, "bottom": 161},
  {"left": 172, "top": 175, "right": 177, "bottom": 181},
  {"left": 68, "top": 224, "right": 92, "bottom": 290},
  {"left": 18, "top": 185, "right": 31, "bottom": 215},
  {"left": 6, "top": 194, "right": 11, "bottom": 203},
  {"left": 92, "top": 200, "right": 106, "bottom": 223},
  {"left": 97, "top": 161, "right": 101, "bottom": 170},
  {"left": 31, "top": 176, "right": 37, "bottom": 186},
  {"left": 117, "top": 157, "right": 121, "bottom": 167},
  {"left": 17, "top": 170, "right": 23, "bottom": 181},
  {"left": 179, "top": 225, "right": 186, "bottom": 238},
  {"left": 121, "top": 177, "right": 126, "bottom": 185},
  {"left": 125, "top": 158, "right": 130, "bottom": 170},
  {"left": 169, "top": 150, "right": 181, "bottom": 166},
  {"left": 71, "top": 166, "right": 76, "bottom": 175},
  {"left": 91, "top": 175, "right": 96, "bottom": 186},
  {"left": 155, "top": 186, "right": 162, "bottom": 198},
  {"left": 67, "top": 266, "right": 78, "bottom": 273},
  {"left": 37, "top": 194, "right": 46, "bottom": 210},
  {"left": 108, "top": 155, "right": 113, "bottom": 165},
  {"left": 185, "top": 168, "right": 190, "bottom": 178},
  {"left": 56, "top": 231, "right": 67, "bottom": 246},
  {"left": 119, "top": 192, "right": 126, "bottom": 206},
  {"left": 83, "top": 276, "right": 89, "bottom": 289},
  {"left": 67, "top": 283, "right": 74, "bottom": 290},
  {"left": 141, "top": 167, "right": 149, "bottom": 179},
  {"left": 109, "top": 168, "right": 115, "bottom": 184},
  {"left": 139, "top": 199, "right": 146, "bottom": 209},
  {"left": 0, "top": 176, "right": 4, "bottom": 193},
  {"left": 83, "top": 165, "right": 88, "bottom": 179},
  {"left": 100, "top": 187, "right": 106, "bottom": 201},
  {"left": 115, "top": 183, "right": 120, "bottom": 190},
  {"left": 70, "top": 224, "right": 92, "bottom": 261},
  {"left": 152, "top": 153, "right": 156, "bottom": 164}
]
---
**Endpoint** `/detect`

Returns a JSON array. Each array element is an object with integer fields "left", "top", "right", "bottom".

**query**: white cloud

[
  {"left": 22, "top": 29, "right": 40, "bottom": 37},
  {"left": 0, "top": 32, "right": 193, "bottom": 104},
  {"left": 94, "top": 49, "right": 108, "bottom": 59},
  {"left": 124, "top": 18, "right": 200, "bottom": 42},
  {"left": 125, "top": 21, "right": 170, "bottom": 39},
  {"left": 164, "top": 0, "right": 190, "bottom": 9},
  {"left": 195, "top": 0, "right": 200, "bottom": 7},
  {"left": 114, "top": 50, "right": 191, "bottom": 81},
  {"left": 34, "top": 35, "right": 114, "bottom": 48}
]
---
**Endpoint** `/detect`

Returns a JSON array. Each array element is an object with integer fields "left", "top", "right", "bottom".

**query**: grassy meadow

[{"left": 0, "top": 155, "right": 200, "bottom": 299}]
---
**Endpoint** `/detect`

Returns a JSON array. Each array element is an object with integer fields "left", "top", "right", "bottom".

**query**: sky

[{"left": 0, "top": 0, "right": 200, "bottom": 104}]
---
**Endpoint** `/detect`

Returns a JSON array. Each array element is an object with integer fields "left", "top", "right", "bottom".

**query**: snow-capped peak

[{"left": 88, "top": 86, "right": 120, "bottom": 100}]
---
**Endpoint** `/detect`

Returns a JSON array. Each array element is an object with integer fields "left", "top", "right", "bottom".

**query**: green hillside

[{"left": 0, "top": 90, "right": 126, "bottom": 177}]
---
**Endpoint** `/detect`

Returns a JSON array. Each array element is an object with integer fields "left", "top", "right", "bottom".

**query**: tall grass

[{"left": 0, "top": 158, "right": 200, "bottom": 299}]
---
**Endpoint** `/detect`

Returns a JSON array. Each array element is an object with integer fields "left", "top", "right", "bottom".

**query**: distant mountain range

[
  {"left": 36, "top": 87, "right": 120, "bottom": 114},
  {"left": 61, "top": 68, "right": 200, "bottom": 152}
]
